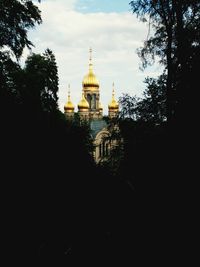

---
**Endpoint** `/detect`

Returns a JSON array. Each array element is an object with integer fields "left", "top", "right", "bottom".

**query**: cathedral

[{"left": 64, "top": 49, "right": 119, "bottom": 163}]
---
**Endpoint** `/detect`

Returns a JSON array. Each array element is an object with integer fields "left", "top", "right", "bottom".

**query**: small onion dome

[
  {"left": 108, "top": 83, "right": 119, "bottom": 110},
  {"left": 108, "top": 99, "right": 119, "bottom": 110},
  {"left": 64, "top": 89, "right": 74, "bottom": 112},
  {"left": 78, "top": 92, "right": 89, "bottom": 111},
  {"left": 82, "top": 48, "right": 99, "bottom": 89}
]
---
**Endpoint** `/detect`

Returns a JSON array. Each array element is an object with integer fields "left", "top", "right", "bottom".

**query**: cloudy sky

[{"left": 25, "top": 0, "right": 161, "bottom": 114}]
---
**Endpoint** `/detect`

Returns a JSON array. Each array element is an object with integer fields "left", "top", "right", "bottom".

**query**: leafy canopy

[{"left": 0, "top": 0, "right": 42, "bottom": 59}]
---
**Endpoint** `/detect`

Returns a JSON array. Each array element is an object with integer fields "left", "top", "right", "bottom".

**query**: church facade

[{"left": 64, "top": 49, "right": 119, "bottom": 163}]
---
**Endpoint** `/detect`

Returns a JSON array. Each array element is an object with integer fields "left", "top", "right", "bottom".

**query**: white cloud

[{"left": 28, "top": 0, "right": 162, "bottom": 114}]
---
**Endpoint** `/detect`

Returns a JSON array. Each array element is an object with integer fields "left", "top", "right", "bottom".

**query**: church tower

[
  {"left": 64, "top": 84, "right": 75, "bottom": 119},
  {"left": 108, "top": 83, "right": 119, "bottom": 118},
  {"left": 64, "top": 49, "right": 119, "bottom": 121},
  {"left": 63, "top": 50, "right": 121, "bottom": 163},
  {"left": 78, "top": 90, "right": 89, "bottom": 119},
  {"left": 82, "top": 48, "right": 103, "bottom": 119}
]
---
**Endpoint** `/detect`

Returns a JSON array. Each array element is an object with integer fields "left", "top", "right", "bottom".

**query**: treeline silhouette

[
  {"left": 0, "top": 56, "right": 169, "bottom": 266},
  {"left": 1, "top": 0, "right": 199, "bottom": 265},
  {"left": 1, "top": 96, "right": 141, "bottom": 264},
  {"left": 0, "top": 44, "right": 139, "bottom": 266}
]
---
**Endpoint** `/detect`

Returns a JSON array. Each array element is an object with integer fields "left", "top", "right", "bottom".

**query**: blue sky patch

[{"left": 76, "top": 0, "right": 131, "bottom": 13}]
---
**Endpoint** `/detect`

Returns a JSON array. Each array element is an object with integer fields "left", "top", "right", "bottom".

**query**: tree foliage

[
  {"left": 138, "top": 74, "right": 167, "bottom": 123},
  {"left": 0, "top": 0, "right": 42, "bottom": 59},
  {"left": 129, "top": 0, "right": 200, "bottom": 124},
  {"left": 119, "top": 93, "right": 140, "bottom": 120},
  {"left": 119, "top": 74, "right": 166, "bottom": 123},
  {"left": 22, "top": 49, "right": 59, "bottom": 114},
  {"left": 0, "top": 0, "right": 42, "bottom": 114},
  {"left": 0, "top": 51, "right": 22, "bottom": 110}
]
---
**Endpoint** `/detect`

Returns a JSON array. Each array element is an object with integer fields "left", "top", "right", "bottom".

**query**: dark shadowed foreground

[{"left": 1, "top": 110, "right": 182, "bottom": 266}]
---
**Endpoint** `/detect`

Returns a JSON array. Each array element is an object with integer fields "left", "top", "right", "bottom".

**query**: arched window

[
  {"left": 91, "top": 94, "right": 96, "bottom": 109},
  {"left": 87, "top": 94, "right": 92, "bottom": 109},
  {"left": 102, "top": 141, "right": 106, "bottom": 157},
  {"left": 105, "top": 143, "right": 109, "bottom": 156}
]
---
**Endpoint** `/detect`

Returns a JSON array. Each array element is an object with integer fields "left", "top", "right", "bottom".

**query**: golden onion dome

[
  {"left": 108, "top": 83, "right": 119, "bottom": 110},
  {"left": 108, "top": 99, "right": 119, "bottom": 110},
  {"left": 78, "top": 92, "right": 89, "bottom": 110},
  {"left": 82, "top": 66, "right": 99, "bottom": 88},
  {"left": 64, "top": 86, "right": 74, "bottom": 112},
  {"left": 82, "top": 48, "right": 99, "bottom": 89}
]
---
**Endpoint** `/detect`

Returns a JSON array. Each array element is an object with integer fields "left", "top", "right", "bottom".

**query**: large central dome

[
  {"left": 82, "top": 65, "right": 99, "bottom": 88},
  {"left": 82, "top": 48, "right": 99, "bottom": 89}
]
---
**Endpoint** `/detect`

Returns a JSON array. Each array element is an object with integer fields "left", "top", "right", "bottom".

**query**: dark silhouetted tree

[
  {"left": 119, "top": 93, "right": 140, "bottom": 120},
  {"left": 22, "top": 49, "right": 59, "bottom": 115},
  {"left": 119, "top": 74, "right": 166, "bottom": 123},
  {"left": 0, "top": 51, "right": 22, "bottom": 112},
  {"left": 0, "top": 0, "right": 42, "bottom": 59},
  {"left": 137, "top": 74, "right": 167, "bottom": 123},
  {"left": 129, "top": 0, "right": 200, "bottom": 125},
  {"left": 0, "top": 0, "right": 42, "bottom": 117}
]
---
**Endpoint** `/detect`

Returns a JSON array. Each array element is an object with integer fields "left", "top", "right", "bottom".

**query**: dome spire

[
  {"left": 68, "top": 84, "right": 71, "bottom": 101},
  {"left": 64, "top": 84, "right": 74, "bottom": 113},
  {"left": 89, "top": 47, "right": 93, "bottom": 72},
  {"left": 89, "top": 47, "right": 92, "bottom": 62},
  {"left": 112, "top": 82, "right": 115, "bottom": 100},
  {"left": 82, "top": 48, "right": 99, "bottom": 89}
]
